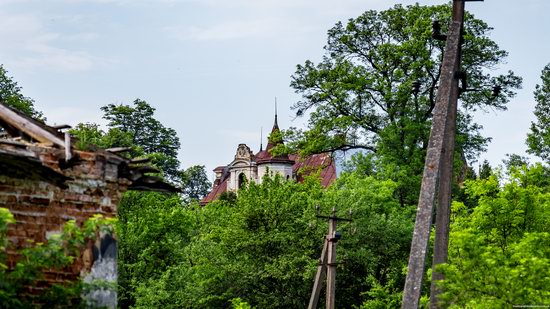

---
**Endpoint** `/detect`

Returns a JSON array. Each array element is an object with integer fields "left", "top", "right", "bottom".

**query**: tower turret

[{"left": 255, "top": 105, "right": 294, "bottom": 181}]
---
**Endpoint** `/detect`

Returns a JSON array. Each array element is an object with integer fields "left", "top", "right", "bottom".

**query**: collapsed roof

[{"left": 0, "top": 101, "right": 178, "bottom": 192}]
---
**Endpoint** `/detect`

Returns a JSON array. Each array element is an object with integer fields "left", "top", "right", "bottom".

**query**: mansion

[{"left": 200, "top": 114, "right": 336, "bottom": 205}]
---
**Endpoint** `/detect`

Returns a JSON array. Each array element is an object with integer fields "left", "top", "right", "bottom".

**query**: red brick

[
  {"left": 0, "top": 195, "right": 17, "bottom": 203},
  {"left": 77, "top": 151, "right": 97, "bottom": 161},
  {"left": 30, "top": 197, "right": 51, "bottom": 205},
  {"left": 0, "top": 142, "right": 135, "bottom": 299}
]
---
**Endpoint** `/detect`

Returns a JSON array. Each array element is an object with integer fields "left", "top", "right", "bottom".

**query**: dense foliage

[
  {"left": 131, "top": 175, "right": 325, "bottom": 308},
  {"left": 0, "top": 210, "right": 115, "bottom": 308},
  {"left": 118, "top": 164, "right": 550, "bottom": 308},
  {"left": 438, "top": 164, "right": 550, "bottom": 307},
  {"left": 118, "top": 173, "right": 415, "bottom": 308},
  {"left": 285, "top": 3, "right": 521, "bottom": 205},
  {"left": 117, "top": 192, "right": 192, "bottom": 308}
]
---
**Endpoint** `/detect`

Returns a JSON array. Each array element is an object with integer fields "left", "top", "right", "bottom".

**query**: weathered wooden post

[
  {"left": 308, "top": 238, "right": 328, "bottom": 309},
  {"left": 308, "top": 207, "right": 351, "bottom": 309},
  {"left": 401, "top": 1, "right": 483, "bottom": 308},
  {"left": 326, "top": 208, "right": 337, "bottom": 309}
]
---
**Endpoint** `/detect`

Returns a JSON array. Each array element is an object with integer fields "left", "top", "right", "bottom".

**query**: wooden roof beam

[{"left": 0, "top": 103, "right": 65, "bottom": 148}]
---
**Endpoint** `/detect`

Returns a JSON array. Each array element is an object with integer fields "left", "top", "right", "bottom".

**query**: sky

[{"left": 0, "top": 0, "right": 548, "bottom": 179}]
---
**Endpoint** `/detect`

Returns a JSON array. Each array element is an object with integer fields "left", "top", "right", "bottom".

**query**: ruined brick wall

[{"left": 0, "top": 145, "right": 131, "bottom": 290}]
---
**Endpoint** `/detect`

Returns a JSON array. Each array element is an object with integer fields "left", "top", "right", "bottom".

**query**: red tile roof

[
  {"left": 200, "top": 176, "right": 228, "bottom": 205},
  {"left": 255, "top": 149, "right": 294, "bottom": 165},
  {"left": 291, "top": 153, "right": 336, "bottom": 187},
  {"left": 213, "top": 166, "right": 226, "bottom": 172}
]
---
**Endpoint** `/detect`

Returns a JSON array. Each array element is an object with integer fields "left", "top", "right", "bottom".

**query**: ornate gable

[{"left": 234, "top": 143, "right": 254, "bottom": 161}]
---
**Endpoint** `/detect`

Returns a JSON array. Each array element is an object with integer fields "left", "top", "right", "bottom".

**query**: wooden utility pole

[
  {"left": 308, "top": 238, "right": 328, "bottom": 309},
  {"left": 308, "top": 207, "right": 351, "bottom": 309},
  {"left": 401, "top": 1, "right": 483, "bottom": 308},
  {"left": 326, "top": 209, "right": 337, "bottom": 309}
]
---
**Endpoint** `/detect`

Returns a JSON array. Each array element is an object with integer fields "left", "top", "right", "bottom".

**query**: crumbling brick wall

[{"left": 0, "top": 145, "right": 131, "bottom": 291}]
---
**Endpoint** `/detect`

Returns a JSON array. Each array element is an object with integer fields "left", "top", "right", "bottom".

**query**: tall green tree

[
  {"left": 0, "top": 65, "right": 44, "bottom": 120},
  {"left": 478, "top": 159, "right": 492, "bottom": 180},
  {"left": 70, "top": 99, "right": 181, "bottom": 181},
  {"left": 287, "top": 4, "right": 521, "bottom": 205},
  {"left": 527, "top": 63, "right": 550, "bottom": 163},
  {"left": 180, "top": 165, "right": 212, "bottom": 202},
  {"left": 101, "top": 99, "right": 181, "bottom": 180}
]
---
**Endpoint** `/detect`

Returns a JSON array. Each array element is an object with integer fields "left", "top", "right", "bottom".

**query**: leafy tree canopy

[
  {"left": 101, "top": 99, "right": 181, "bottom": 180},
  {"left": 285, "top": 3, "right": 522, "bottom": 204},
  {"left": 0, "top": 65, "right": 44, "bottom": 120},
  {"left": 503, "top": 153, "right": 530, "bottom": 170},
  {"left": 180, "top": 165, "right": 212, "bottom": 202},
  {"left": 70, "top": 99, "right": 181, "bottom": 181},
  {"left": 527, "top": 63, "right": 550, "bottom": 163},
  {"left": 478, "top": 159, "right": 492, "bottom": 180}
]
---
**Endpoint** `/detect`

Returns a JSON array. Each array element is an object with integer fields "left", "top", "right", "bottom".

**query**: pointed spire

[
  {"left": 272, "top": 97, "right": 279, "bottom": 132},
  {"left": 256, "top": 98, "right": 294, "bottom": 165},
  {"left": 266, "top": 97, "right": 283, "bottom": 152},
  {"left": 260, "top": 127, "right": 263, "bottom": 152}
]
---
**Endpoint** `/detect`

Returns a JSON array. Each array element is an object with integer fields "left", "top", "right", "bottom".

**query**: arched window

[{"left": 238, "top": 173, "right": 247, "bottom": 189}]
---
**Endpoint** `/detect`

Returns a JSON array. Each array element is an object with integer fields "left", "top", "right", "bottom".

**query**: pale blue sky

[{"left": 0, "top": 0, "right": 548, "bottom": 177}]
